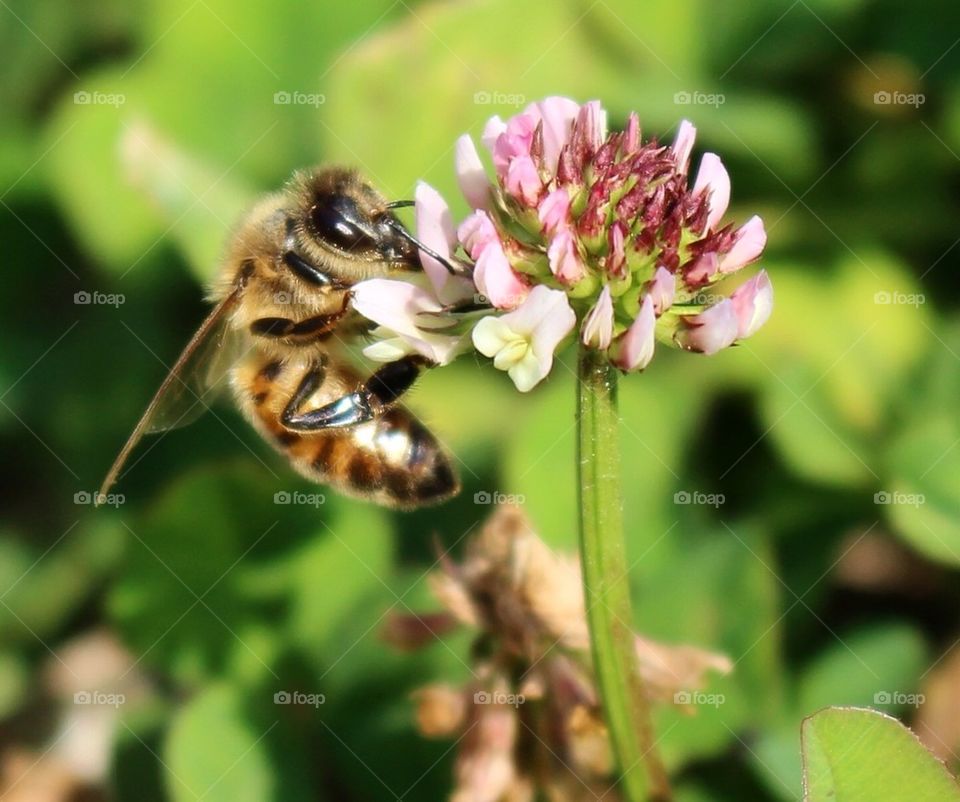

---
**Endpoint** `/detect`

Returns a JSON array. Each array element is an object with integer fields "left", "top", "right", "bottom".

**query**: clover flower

[
  {"left": 386, "top": 506, "right": 732, "bottom": 802},
  {"left": 354, "top": 97, "right": 772, "bottom": 391}
]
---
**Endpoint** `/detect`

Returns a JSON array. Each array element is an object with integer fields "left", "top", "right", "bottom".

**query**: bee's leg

[
  {"left": 250, "top": 294, "right": 351, "bottom": 339},
  {"left": 281, "top": 355, "right": 430, "bottom": 431},
  {"left": 282, "top": 249, "right": 350, "bottom": 290}
]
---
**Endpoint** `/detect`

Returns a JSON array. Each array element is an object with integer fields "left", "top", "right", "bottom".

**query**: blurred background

[{"left": 1, "top": 0, "right": 960, "bottom": 799}]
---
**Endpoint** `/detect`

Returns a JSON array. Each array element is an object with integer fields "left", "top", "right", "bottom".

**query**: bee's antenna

[
  {"left": 385, "top": 200, "right": 416, "bottom": 210},
  {"left": 380, "top": 214, "right": 469, "bottom": 277}
]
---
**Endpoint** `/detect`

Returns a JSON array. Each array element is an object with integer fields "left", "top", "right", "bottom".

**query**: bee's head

[{"left": 288, "top": 167, "right": 419, "bottom": 275}]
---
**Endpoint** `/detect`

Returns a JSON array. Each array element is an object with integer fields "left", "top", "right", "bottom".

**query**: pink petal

[
  {"left": 646, "top": 266, "right": 675, "bottom": 314},
  {"left": 458, "top": 210, "right": 500, "bottom": 260},
  {"left": 490, "top": 114, "right": 537, "bottom": 177},
  {"left": 580, "top": 285, "right": 614, "bottom": 349},
  {"left": 414, "top": 181, "right": 456, "bottom": 296},
  {"left": 352, "top": 278, "right": 442, "bottom": 339},
  {"left": 474, "top": 241, "right": 529, "bottom": 310},
  {"left": 547, "top": 229, "right": 586, "bottom": 285},
  {"left": 481, "top": 115, "right": 507, "bottom": 155},
  {"left": 575, "top": 99, "right": 607, "bottom": 153},
  {"left": 504, "top": 154, "right": 542, "bottom": 206},
  {"left": 685, "top": 252, "right": 718, "bottom": 286},
  {"left": 455, "top": 134, "right": 491, "bottom": 210},
  {"left": 527, "top": 96, "right": 581, "bottom": 174},
  {"left": 537, "top": 188, "right": 570, "bottom": 235},
  {"left": 676, "top": 299, "right": 739, "bottom": 355},
  {"left": 729, "top": 270, "right": 773, "bottom": 338},
  {"left": 671, "top": 120, "right": 697, "bottom": 174},
  {"left": 606, "top": 222, "right": 627, "bottom": 278},
  {"left": 612, "top": 295, "right": 656, "bottom": 371},
  {"left": 692, "top": 153, "right": 730, "bottom": 231},
  {"left": 623, "top": 112, "right": 640, "bottom": 154},
  {"left": 719, "top": 215, "right": 766, "bottom": 273}
]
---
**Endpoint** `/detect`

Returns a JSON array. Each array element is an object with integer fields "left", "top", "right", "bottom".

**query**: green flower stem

[{"left": 576, "top": 344, "right": 672, "bottom": 802}]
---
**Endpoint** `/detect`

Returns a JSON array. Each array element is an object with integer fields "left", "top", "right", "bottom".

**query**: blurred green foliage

[{"left": 2, "top": 0, "right": 960, "bottom": 799}]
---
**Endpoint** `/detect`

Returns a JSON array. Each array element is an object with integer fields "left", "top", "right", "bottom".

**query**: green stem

[{"left": 576, "top": 344, "right": 672, "bottom": 802}]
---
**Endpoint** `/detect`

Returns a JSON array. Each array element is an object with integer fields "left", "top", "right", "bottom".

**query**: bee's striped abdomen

[{"left": 234, "top": 352, "right": 459, "bottom": 509}]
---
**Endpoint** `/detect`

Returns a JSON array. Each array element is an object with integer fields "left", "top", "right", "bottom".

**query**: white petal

[
  {"left": 580, "top": 286, "right": 614, "bottom": 349},
  {"left": 363, "top": 337, "right": 414, "bottom": 362},
  {"left": 471, "top": 315, "right": 516, "bottom": 357},
  {"left": 508, "top": 349, "right": 547, "bottom": 392}
]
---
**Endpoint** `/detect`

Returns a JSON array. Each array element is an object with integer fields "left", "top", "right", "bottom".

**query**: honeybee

[{"left": 100, "top": 167, "right": 461, "bottom": 509}]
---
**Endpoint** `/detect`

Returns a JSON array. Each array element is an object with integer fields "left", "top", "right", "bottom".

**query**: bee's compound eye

[{"left": 309, "top": 195, "right": 376, "bottom": 253}]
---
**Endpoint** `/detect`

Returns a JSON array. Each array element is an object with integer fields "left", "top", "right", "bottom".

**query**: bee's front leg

[{"left": 281, "top": 355, "right": 430, "bottom": 431}]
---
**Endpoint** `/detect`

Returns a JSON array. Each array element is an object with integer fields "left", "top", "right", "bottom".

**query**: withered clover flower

[
  {"left": 353, "top": 97, "right": 772, "bottom": 391},
  {"left": 385, "top": 506, "right": 731, "bottom": 802}
]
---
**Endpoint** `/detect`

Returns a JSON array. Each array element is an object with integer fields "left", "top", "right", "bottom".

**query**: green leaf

[
  {"left": 751, "top": 624, "right": 927, "bottom": 799},
  {"left": 165, "top": 684, "right": 275, "bottom": 802},
  {"left": 882, "top": 321, "right": 960, "bottom": 566},
  {"left": 750, "top": 253, "right": 928, "bottom": 486},
  {"left": 286, "top": 502, "right": 392, "bottom": 656},
  {"left": 802, "top": 707, "right": 960, "bottom": 802}
]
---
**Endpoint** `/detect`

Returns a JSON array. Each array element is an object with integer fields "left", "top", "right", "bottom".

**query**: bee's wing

[{"left": 98, "top": 287, "right": 244, "bottom": 500}]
